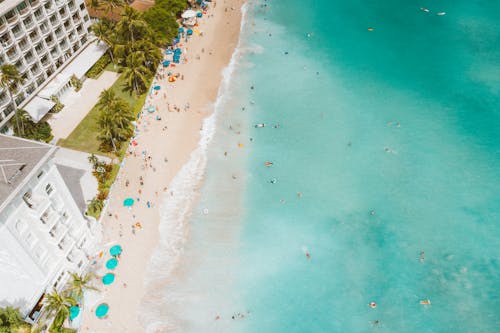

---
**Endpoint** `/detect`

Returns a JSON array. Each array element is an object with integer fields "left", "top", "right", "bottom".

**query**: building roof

[
  {"left": 55, "top": 164, "right": 86, "bottom": 214},
  {"left": 38, "top": 42, "right": 108, "bottom": 99},
  {"left": 23, "top": 96, "right": 55, "bottom": 122},
  {"left": 0, "top": 134, "right": 55, "bottom": 211}
]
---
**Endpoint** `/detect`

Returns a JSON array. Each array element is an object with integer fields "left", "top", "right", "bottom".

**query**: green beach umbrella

[
  {"left": 69, "top": 306, "right": 80, "bottom": 321},
  {"left": 95, "top": 303, "right": 109, "bottom": 318},
  {"left": 123, "top": 198, "right": 134, "bottom": 207},
  {"left": 106, "top": 258, "right": 118, "bottom": 270},
  {"left": 109, "top": 244, "right": 123, "bottom": 257},
  {"left": 102, "top": 273, "right": 115, "bottom": 285}
]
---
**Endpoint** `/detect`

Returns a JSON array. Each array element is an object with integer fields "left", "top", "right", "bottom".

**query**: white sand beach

[{"left": 79, "top": 1, "right": 244, "bottom": 332}]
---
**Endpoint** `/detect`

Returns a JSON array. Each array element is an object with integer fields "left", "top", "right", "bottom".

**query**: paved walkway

[{"left": 48, "top": 71, "right": 119, "bottom": 140}]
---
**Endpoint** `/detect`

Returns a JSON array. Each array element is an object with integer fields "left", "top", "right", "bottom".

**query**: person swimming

[{"left": 368, "top": 302, "right": 377, "bottom": 308}]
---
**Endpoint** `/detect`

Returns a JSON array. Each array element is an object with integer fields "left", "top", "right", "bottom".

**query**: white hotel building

[
  {"left": 0, "top": 0, "right": 106, "bottom": 128},
  {"left": 0, "top": 134, "right": 101, "bottom": 321}
]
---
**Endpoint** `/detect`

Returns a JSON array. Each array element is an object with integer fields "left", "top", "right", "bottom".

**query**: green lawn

[{"left": 58, "top": 73, "right": 149, "bottom": 160}]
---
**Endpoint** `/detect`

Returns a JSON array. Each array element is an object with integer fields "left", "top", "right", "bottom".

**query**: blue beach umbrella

[
  {"left": 95, "top": 303, "right": 109, "bottom": 318},
  {"left": 123, "top": 198, "right": 134, "bottom": 207},
  {"left": 69, "top": 306, "right": 80, "bottom": 321},
  {"left": 197, "top": 12, "right": 202, "bottom": 18},
  {"left": 178, "top": 27, "right": 184, "bottom": 32},
  {"left": 174, "top": 48, "right": 182, "bottom": 54},
  {"left": 147, "top": 105, "right": 155, "bottom": 113},
  {"left": 109, "top": 244, "right": 122, "bottom": 256},
  {"left": 106, "top": 258, "right": 118, "bottom": 270},
  {"left": 102, "top": 273, "right": 115, "bottom": 285},
  {"left": 162, "top": 60, "right": 170, "bottom": 67},
  {"left": 165, "top": 49, "right": 173, "bottom": 55},
  {"left": 187, "top": 29, "right": 193, "bottom": 36},
  {"left": 153, "top": 85, "right": 161, "bottom": 90}
]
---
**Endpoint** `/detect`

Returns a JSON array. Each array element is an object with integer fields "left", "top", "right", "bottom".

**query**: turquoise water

[{"left": 155, "top": 1, "right": 500, "bottom": 332}]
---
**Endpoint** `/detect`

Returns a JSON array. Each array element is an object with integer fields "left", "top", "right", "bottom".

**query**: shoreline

[{"left": 80, "top": 1, "right": 245, "bottom": 332}]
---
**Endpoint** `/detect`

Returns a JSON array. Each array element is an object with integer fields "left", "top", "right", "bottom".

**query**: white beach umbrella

[{"left": 181, "top": 9, "right": 197, "bottom": 19}]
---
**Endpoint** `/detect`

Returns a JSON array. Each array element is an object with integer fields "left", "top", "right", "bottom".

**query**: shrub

[{"left": 85, "top": 54, "right": 111, "bottom": 79}]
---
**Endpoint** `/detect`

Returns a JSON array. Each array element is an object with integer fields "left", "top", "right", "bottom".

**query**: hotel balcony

[
  {"left": 12, "top": 29, "right": 24, "bottom": 39},
  {"left": 24, "top": 19, "right": 36, "bottom": 31},
  {"left": 0, "top": 94, "right": 11, "bottom": 107},
  {"left": 49, "top": 222, "right": 68, "bottom": 243},
  {"left": 45, "top": 37, "right": 55, "bottom": 47},
  {"left": 30, "top": 0, "right": 42, "bottom": 9},
  {"left": 59, "top": 10, "right": 69, "bottom": 20},
  {"left": 7, "top": 49, "right": 21, "bottom": 62},
  {"left": 35, "top": 44, "right": 47, "bottom": 56},
  {"left": 44, "top": 3, "right": 55, "bottom": 14},
  {"left": 55, "top": 0, "right": 65, "bottom": 8},
  {"left": 30, "top": 32, "right": 41, "bottom": 43},
  {"left": 31, "top": 66, "right": 42, "bottom": 76},
  {"left": 40, "top": 24, "right": 50, "bottom": 35},
  {"left": 66, "top": 248, "right": 81, "bottom": 263},
  {"left": 55, "top": 29, "right": 64, "bottom": 39},
  {"left": 25, "top": 54, "right": 37, "bottom": 65},
  {"left": 34, "top": 11, "right": 44, "bottom": 21},
  {"left": 16, "top": 62, "right": 27, "bottom": 73},
  {"left": 19, "top": 7, "right": 31, "bottom": 17},
  {"left": 50, "top": 47, "right": 60, "bottom": 58},
  {"left": 1, "top": 37, "right": 14, "bottom": 48},
  {"left": 58, "top": 236, "right": 74, "bottom": 253},
  {"left": 0, "top": 22, "right": 7, "bottom": 33},
  {"left": 19, "top": 41, "right": 30, "bottom": 52},
  {"left": 41, "top": 58, "right": 51, "bottom": 68},
  {"left": 7, "top": 15, "right": 19, "bottom": 25}
]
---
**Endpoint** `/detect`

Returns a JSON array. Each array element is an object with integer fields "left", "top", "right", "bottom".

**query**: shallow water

[{"left": 149, "top": 1, "right": 500, "bottom": 332}]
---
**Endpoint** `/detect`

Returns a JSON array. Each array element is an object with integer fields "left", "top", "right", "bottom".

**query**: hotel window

[
  {"left": 45, "top": 183, "right": 54, "bottom": 195},
  {"left": 37, "top": 170, "right": 44, "bottom": 179},
  {"left": 22, "top": 190, "right": 33, "bottom": 208}
]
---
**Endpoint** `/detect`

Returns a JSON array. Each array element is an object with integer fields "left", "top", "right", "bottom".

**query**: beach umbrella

[
  {"left": 197, "top": 12, "right": 202, "bottom": 17},
  {"left": 178, "top": 27, "right": 184, "bottom": 33},
  {"left": 181, "top": 9, "right": 197, "bottom": 19},
  {"left": 102, "top": 273, "right": 115, "bottom": 285},
  {"left": 162, "top": 60, "right": 170, "bottom": 67},
  {"left": 95, "top": 303, "right": 109, "bottom": 318},
  {"left": 123, "top": 198, "right": 134, "bottom": 207},
  {"left": 187, "top": 29, "right": 193, "bottom": 36},
  {"left": 109, "top": 244, "right": 122, "bottom": 257},
  {"left": 69, "top": 306, "right": 80, "bottom": 321},
  {"left": 153, "top": 85, "right": 161, "bottom": 91},
  {"left": 148, "top": 106, "right": 155, "bottom": 113},
  {"left": 106, "top": 258, "right": 118, "bottom": 270}
]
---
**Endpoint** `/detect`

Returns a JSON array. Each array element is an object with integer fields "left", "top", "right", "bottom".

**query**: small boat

[
  {"left": 437, "top": 12, "right": 446, "bottom": 16},
  {"left": 420, "top": 299, "right": 431, "bottom": 305},
  {"left": 254, "top": 123, "right": 266, "bottom": 128},
  {"left": 264, "top": 161, "right": 273, "bottom": 167},
  {"left": 420, "top": 7, "right": 430, "bottom": 12}
]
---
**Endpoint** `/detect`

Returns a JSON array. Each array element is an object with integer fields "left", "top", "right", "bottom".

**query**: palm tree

[
  {"left": 87, "top": 197, "right": 104, "bottom": 214},
  {"left": 96, "top": 89, "right": 120, "bottom": 111},
  {"left": 13, "top": 109, "right": 32, "bottom": 136},
  {"left": 100, "top": 0, "right": 124, "bottom": 15},
  {"left": 85, "top": 0, "right": 101, "bottom": 14},
  {"left": 0, "top": 64, "right": 25, "bottom": 133},
  {"left": 91, "top": 19, "right": 118, "bottom": 64},
  {"left": 133, "top": 40, "right": 161, "bottom": 72},
  {"left": 43, "top": 289, "right": 76, "bottom": 325},
  {"left": 66, "top": 272, "right": 99, "bottom": 301},
  {"left": 109, "top": 101, "right": 134, "bottom": 140},
  {"left": 97, "top": 111, "right": 118, "bottom": 152},
  {"left": 121, "top": 51, "right": 150, "bottom": 95},
  {"left": 116, "top": 6, "right": 148, "bottom": 43}
]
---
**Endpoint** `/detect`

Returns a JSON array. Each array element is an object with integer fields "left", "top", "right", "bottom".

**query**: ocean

[{"left": 143, "top": 1, "right": 500, "bottom": 332}]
